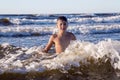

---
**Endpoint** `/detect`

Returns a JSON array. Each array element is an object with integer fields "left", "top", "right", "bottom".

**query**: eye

[
  {"left": 63, "top": 23, "right": 67, "bottom": 25},
  {"left": 60, "top": 23, "right": 67, "bottom": 26}
]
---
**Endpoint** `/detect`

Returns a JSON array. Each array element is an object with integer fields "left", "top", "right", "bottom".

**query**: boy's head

[
  {"left": 57, "top": 16, "right": 68, "bottom": 31},
  {"left": 57, "top": 16, "right": 68, "bottom": 22}
]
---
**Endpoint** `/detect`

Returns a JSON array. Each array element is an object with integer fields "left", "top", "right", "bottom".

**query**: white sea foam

[
  {"left": 0, "top": 23, "right": 120, "bottom": 37},
  {"left": 68, "top": 14, "right": 120, "bottom": 24},
  {"left": 0, "top": 39, "right": 120, "bottom": 73},
  {"left": 0, "top": 26, "right": 54, "bottom": 36}
]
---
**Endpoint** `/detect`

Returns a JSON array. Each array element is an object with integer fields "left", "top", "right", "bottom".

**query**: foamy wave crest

[
  {"left": 0, "top": 26, "right": 54, "bottom": 37},
  {"left": 10, "top": 16, "right": 56, "bottom": 25},
  {"left": 0, "top": 39, "right": 120, "bottom": 74},
  {"left": 69, "top": 14, "right": 120, "bottom": 24},
  {"left": 0, "top": 23, "right": 120, "bottom": 37},
  {"left": 11, "top": 18, "right": 55, "bottom": 25},
  {"left": 65, "top": 39, "right": 120, "bottom": 69},
  {"left": 68, "top": 24, "right": 120, "bottom": 34}
]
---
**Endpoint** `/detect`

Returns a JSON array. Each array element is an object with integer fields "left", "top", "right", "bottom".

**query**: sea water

[{"left": 0, "top": 13, "right": 120, "bottom": 80}]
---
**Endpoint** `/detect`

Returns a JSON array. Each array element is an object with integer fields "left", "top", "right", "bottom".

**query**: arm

[{"left": 43, "top": 35, "right": 54, "bottom": 53}]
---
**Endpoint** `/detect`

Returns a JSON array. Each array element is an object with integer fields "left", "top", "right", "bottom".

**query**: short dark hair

[{"left": 57, "top": 16, "right": 68, "bottom": 22}]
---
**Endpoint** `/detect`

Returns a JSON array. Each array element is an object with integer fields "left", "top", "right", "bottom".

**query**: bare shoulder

[
  {"left": 52, "top": 34, "right": 57, "bottom": 38},
  {"left": 67, "top": 32, "right": 76, "bottom": 40},
  {"left": 50, "top": 34, "right": 57, "bottom": 40},
  {"left": 67, "top": 32, "right": 75, "bottom": 36}
]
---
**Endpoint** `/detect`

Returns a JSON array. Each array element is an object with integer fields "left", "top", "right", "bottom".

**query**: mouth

[{"left": 61, "top": 27, "right": 66, "bottom": 30}]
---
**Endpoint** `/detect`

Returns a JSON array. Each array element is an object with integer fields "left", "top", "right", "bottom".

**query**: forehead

[{"left": 57, "top": 20, "right": 67, "bottom": 23}]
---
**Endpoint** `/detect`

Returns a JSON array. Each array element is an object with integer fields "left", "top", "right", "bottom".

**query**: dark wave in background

[
  {"left": 0, "top": 13, "right": 120, "bottom": 26},
  {"left": 0, "top": 25, "right": 120, "bottom": 37},
  {"left": 0, "top": 13, "right": 120, "bottom": 37}
]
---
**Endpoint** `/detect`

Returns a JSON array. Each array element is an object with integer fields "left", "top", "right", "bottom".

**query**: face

[{"left": 57, "top": 20, "right": 68, "bottom": 32}]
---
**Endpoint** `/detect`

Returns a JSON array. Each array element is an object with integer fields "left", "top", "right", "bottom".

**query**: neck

[{"left": 58, "top": 31, "right": 66, "bottom": 36}]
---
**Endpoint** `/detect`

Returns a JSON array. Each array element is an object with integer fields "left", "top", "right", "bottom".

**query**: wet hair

[{"left": 57, "top": 16, "right": 68, "bottom": 22}]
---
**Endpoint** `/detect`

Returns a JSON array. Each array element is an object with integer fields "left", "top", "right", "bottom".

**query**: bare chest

[{"left": 54, "top": 36, "right": 71, "bottom": 47}]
